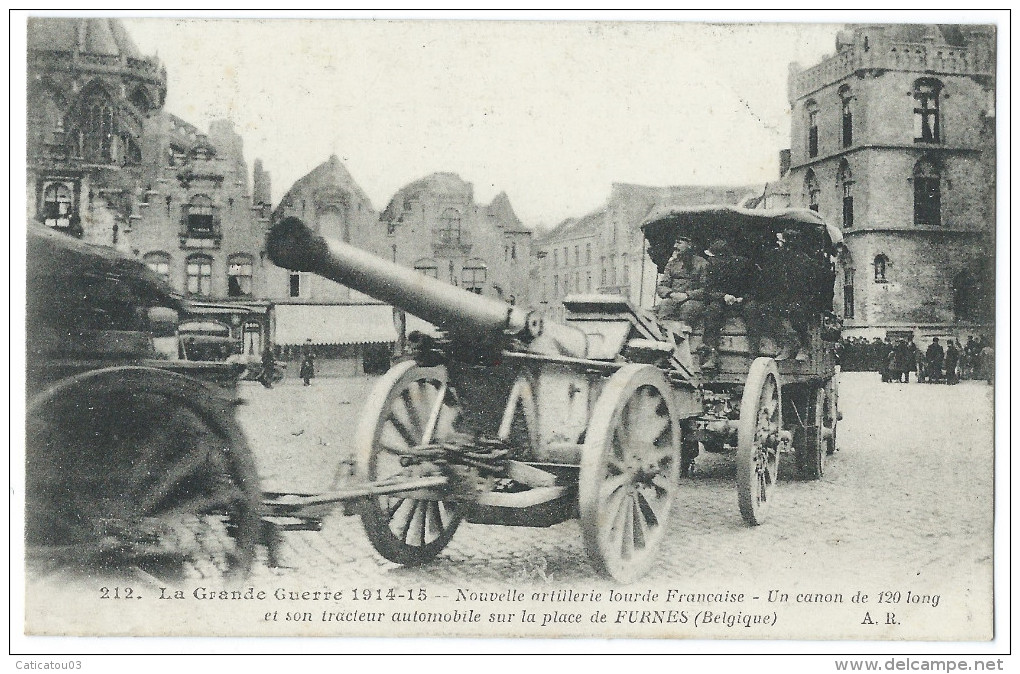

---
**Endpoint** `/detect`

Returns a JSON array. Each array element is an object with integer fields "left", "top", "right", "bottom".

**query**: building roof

[
  {"left": 536, "top": 207, "right": 605, "bottom": 244},
  {"left": 28, "top": 17, "right": 143, "bottom": 58},
  {"left": 278, "top": 154, "right": 374, "bottom": 213},
  {"left": 381, "top": 172, "right": 473, "bottom": 222},
  {"left": 485, "top": 191, "right": 527, "bottom": 232}
]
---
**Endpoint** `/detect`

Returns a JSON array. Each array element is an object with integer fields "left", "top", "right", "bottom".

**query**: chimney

[{"left": 779, "top": 149, "right": 792, "bottom": 177}]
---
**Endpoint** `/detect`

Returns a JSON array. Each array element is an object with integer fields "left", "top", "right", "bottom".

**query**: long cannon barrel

[{"left": 267, "top": 217, "right": 532, "bottom": 342}]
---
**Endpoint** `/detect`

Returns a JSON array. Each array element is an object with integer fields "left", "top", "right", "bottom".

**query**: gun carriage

[{"left": 264, "top": 207, "right": 841, "bottom": 582}]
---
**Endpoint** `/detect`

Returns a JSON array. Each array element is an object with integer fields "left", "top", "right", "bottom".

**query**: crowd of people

[{"left": 836, "top": 334, "right": 994, "bottom": 385}]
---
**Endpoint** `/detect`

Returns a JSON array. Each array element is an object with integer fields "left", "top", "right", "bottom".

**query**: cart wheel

[
  {"left": 796, "top": 387, "right": 825, "bottom": 480},
  {"left": 356, "top": 360, "right": 461, "bottom": 565},
  {"left": 737, "top": 357, "right": 782, "bottom": 525},
  {"left": 824, "top": 378, "right": 839, "bottom": 455},
  {"left": 25, "top": 367, "right": 261, "bottom": 580},
  {"left": 580, "top": 365, "right": 681, "bottom": 583}
]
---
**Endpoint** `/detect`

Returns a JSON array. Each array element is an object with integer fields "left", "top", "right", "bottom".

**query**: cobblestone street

[{"left": 238, "top": 372, "right": 994, "bottom": 621}]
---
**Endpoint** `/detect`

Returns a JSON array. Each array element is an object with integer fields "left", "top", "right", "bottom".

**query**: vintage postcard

[{"left": 14, "top": 11, "right": 1006, "bottom": 653}]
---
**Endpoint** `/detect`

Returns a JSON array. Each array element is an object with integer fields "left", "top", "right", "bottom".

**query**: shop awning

[{"left": 273, "top": 304, "right": 397, "bottom": 346}]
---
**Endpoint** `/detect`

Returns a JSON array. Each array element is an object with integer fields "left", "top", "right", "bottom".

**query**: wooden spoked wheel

[
  {"left": 356, "top": 361, "right": 461, "bottom": 565},
  {"left": 25, "top": 367, "right": 261, "bottom": 580},
  {"left": 824, "top": 377, "right": 839, "bottom": 456},
  {"left": 580, "top": 365, "right": 681, "bottom": 583},
  {"left": 737, "top": 357, "right": 783, "bottom": 525},
  {"left": 796, "top": 387, "right": 826, "bottom": 480}
]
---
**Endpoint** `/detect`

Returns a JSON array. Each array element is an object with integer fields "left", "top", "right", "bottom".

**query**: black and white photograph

[{"left": 12, "top": 9, "right": 1008, "bottom": 662}]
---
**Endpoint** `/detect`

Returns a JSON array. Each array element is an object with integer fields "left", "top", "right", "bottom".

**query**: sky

[{"left": 119, "top": 16, "right": 844, "bottom": 229}]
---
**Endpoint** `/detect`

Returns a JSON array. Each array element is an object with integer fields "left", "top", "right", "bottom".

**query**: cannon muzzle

[{"left": 268, "top": 217, "right": 534, "bottom": 342}]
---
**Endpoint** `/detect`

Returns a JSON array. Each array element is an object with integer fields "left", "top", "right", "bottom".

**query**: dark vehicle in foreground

[{"left": 25, "top": 224, "right": 261, "bottom": 580}]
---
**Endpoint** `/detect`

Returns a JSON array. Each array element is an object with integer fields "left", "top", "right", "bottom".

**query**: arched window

[
  {"left": 42, "top": 182, "right": 73, "bottom": 229},
  {"left": 227, "top": 254, "right": 253, "bottom": 297},
  {"left": 838, "top": 85, "right": 853, "bottom": 147},
  {"left": 413, "top": 258, "right": 439, "bottom": 279},
  {"left": 439, "top": 208, "right": 461, "bottom": 243},
  {"left": 80, "top": 96, "right": 114, "bottom": 162},
  {"left": 914, "top": 79, "right": 942, "bottom": 143},
  {"left": 838, "top": 161, "right": 854, "bottom": 228},
  {"left": 805, "top": 169, "right": 820, "bottom": 212},
  {"left": 913, "top": 158, "right": 941, "bottom": 225},
  {"left": 143, "top": 251, "right": 172, "bottom": 284},
  {"left": 187, "top": 194, "right": 216, "bottom": 235},
  {"left": 873, "top": 254, "right": 889, "bottom": 283},
  {"left": 186, "top": 254, "right": 213, "bottom": 296},
  {"left": 806, "top": 100, "right": 819, "bottom": 158},
  {"left": 462, "top": 258, "right": 487, "bottom": 294}
]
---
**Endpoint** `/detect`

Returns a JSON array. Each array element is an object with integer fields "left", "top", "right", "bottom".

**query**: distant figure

[
  {"left": 925, "top": 338, "right": 945, "bottom": 383},
  {"left": 893, "top": 338, "right": 913, "bottom": 383},
  {"left": 944, "top": 341, "right": 960, "bottom": 385},
  {"left": 260, "top": 345, "right": 277, "bottom": 389},
  {"left": 300, "top": 338, "right": 316, "bottom": 386},
  {"left": 980, "top": 343, "right": 994, "bottom": 385}
]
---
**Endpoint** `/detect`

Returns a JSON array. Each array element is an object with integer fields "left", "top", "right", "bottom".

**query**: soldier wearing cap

[
  {"left": 754, "top": 228, "right": 813, "bottom": 361},
  {"left": 655, "top": 236, "right": 709, "bottom": 326},
  {"left": 700, "top": 238, "right": 752, "bottom": 369}
]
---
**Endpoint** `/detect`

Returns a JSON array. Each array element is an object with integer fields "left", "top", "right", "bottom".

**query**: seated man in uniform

[
  {"left": 776, "top": 228, "right": 813, "bottom": 361},
  {"left": 745, "top": 229, "right": 812, "bottom": 362},
  {"left": 701, "top": 239, "right": 752, "bottom": 370},
  {"left": 654, "top": 236, "right": 709, "bottom": 327}
]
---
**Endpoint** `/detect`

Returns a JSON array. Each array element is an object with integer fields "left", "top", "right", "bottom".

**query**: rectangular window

[
  {"left": 586, "top": 271, "right": 592, "bottom": 292},
  {"left": 228, "top": 260, "right": 253, "bottom": 296},
  {"left": 553, "top": 250, "right": 558, "bottom": 267},
  {"left": 843, "top": 195, "right": 854, "bottom": 228},
  {"left": 585, "top": 243, "right": 591, "bottom": 264},
  {"left": 842, "top": 109, "right": 852, "bottom": 147},
  {"left": 843, "top": 280, "right": 855, "bottom": 318},
  {"left": 574, "top": 246, "right": 579, "bottom": 266},
  {"left": 914, "top": 178, "right": 941, "bottom": 225},
  {"left": 289, "top": 271, "right": 302, "bottom": 298},
  {"left": 914, "top": 91, "right": 940, "bottom": 143},
  {"left": 186, "top": 259, "right": 212, "bottom": 296},
  {"left": 808, "top": 110, "right": 819, "bottom": 158},
  {"left": 553, "top": 275, "right": 559, "bottom": 297}
]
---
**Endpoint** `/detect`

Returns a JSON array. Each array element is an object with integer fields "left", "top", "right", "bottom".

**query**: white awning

[{"left": 274, "top": 304, "right": 398, "bottom": 346}]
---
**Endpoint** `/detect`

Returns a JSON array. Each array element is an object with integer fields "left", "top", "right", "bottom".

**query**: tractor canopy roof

[{"left": 640, "top": 205, "right": 842, "bottom": 272}]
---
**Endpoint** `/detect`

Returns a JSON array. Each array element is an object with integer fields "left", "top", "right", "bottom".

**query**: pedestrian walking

[{"left": 300, "top": 338, "right": 316, "bottom": 386}]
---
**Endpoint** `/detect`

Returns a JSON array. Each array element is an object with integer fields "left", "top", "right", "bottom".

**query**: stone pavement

[{"left": 237, "top": 373, "right": 994, "bottom": 602}]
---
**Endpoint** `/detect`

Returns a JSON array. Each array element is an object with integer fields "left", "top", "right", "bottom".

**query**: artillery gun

[
  {"left": 268, "top": 207, "right": 840, "bottom": 582},
  {"left": 270, "top": 217, "right": 702, "bottom": 582}
]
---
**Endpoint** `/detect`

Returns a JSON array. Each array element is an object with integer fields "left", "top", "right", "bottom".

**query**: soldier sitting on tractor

[
  {"left": 746, "top": 228, "right": 814, "bottom": 362},
  {"left": 700, "top": 238, "right": 754, "bottom": 370},
  {"left": 654, "top": 236, "right": 709, "bottom": 326}
]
